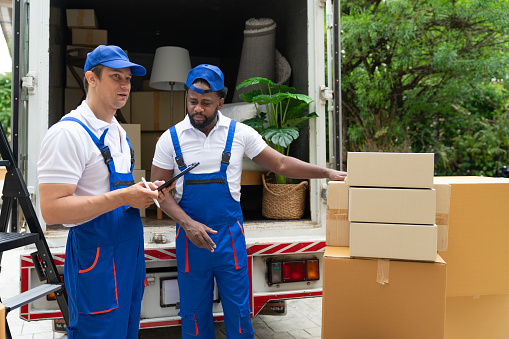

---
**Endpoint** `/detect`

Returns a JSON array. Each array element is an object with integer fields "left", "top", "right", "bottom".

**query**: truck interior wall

[
  {"left": 49, "top": 0, "right": 67, "bottom": 127},
  {"left": 49, "top": 0, "right": 309, "bottom": 112}
]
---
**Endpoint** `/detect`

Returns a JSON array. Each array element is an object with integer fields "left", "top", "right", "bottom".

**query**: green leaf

[{"left": 262, "top": 127, "right": 299, "bottom": 148}]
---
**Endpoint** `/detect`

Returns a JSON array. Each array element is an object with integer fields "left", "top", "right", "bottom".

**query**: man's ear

[
  {"left": 218, "top": 98, "right": 225, "bottom": 110},
  {"left": 85, "top": 71, "right": 97, "bottom": 88}
]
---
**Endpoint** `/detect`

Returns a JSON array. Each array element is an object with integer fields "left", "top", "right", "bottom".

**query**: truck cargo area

[{"left": 47, "top": 0, "right": 314, "bottom": 224}]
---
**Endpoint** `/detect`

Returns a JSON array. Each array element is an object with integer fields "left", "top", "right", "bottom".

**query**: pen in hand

[
  {"left": 123, "top": 177, "right": 159, "bottom": 213},
  {"left": 142, "top": 177, "right": 160, "bottom": 208}
]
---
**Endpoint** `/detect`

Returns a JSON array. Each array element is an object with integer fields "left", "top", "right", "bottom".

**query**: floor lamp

[{"left": 149, "top": 46, "right": 192, "bottom": 126}]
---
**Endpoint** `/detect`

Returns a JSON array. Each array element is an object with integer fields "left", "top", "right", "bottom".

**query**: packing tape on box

[
  {"left": 376, "top": 259, "right": 390, "bottom": 285},
  {"left": 154, "top": 92, "right": 160, "bottom": 130},
  {"left": 326, "top": 209, "right": 348, "bottom": 220},
  {"left": 435, "top": 213, "right": 449, "bottom": 225},
  {"left": 77, "top": 9, "right": 85, "bottom": 27}
]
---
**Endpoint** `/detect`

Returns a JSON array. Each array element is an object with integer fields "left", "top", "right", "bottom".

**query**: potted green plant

[{"left": 236, "top": 77, "right": 318, "bottom": 219}]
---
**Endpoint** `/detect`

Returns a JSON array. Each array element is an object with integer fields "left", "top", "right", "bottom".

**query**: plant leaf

[{"left": 262, "top": 127, "right": 299, "bottom": 148}]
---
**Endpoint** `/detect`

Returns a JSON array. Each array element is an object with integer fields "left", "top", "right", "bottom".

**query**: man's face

[
  {"left": 88, "top": 67, "right": 132, "bottom": 110},
  {"left": 186, "top": 82, "right": 224, "bottom": 130}
]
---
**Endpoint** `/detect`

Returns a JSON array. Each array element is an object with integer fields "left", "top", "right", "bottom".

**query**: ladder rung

[
  {"left": 2, "top": 284, "right": 63, "bottom": 313},
  {"left": 0, "top": 232, "right": 38, "bottom": 252},
  {"left": 0, "top": 160, "right": 10, "bottom": 166}
]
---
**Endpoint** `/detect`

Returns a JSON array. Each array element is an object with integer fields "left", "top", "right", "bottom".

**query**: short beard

[{"left": 189, "top": 107, "right": 219, "bottom": 130}]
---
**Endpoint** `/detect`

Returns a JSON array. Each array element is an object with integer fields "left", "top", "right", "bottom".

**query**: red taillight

[{"left": 282, "top": 261, "right": 306, "bottom": 282}]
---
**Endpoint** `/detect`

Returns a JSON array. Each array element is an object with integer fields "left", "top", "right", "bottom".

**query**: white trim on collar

[{"left": 76, "top": 101, "right": 119, "bottom": 133}]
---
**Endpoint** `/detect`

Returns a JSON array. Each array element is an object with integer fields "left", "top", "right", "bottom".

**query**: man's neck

[{"left": 86, "top": 97, "right": 116, "bottom": 123}]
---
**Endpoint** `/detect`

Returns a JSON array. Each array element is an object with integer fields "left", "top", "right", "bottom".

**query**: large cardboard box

[
  {"left": 132, "top": 169, "right": 146, "bottom": 217},
  {"left": 445, "top": 295, "right": 509, "bottom": 339},
  {"left": 141, "top": 132, "right": 163, "bottom": 171},
  {"left": 349, "top": 187, "right": 436, "bottom": 225},
  {"left": 322, "top": 247, "right": 446, "bottom": 339},
  {"left": 120, "top": 124, "right": 141, "bottom": 170},
  {"left": 66, "top": 9, "right": 98, "bottom": 28},
  {"left": 435, "top": 176, "right": 509, "bottom": 296},
  {"left": 71, "top": 28, "right": 107, "bottom": 47},
  {"left": 350, "top": 222, "right": 438, "bottom": 261},
  {"left": 131, "top": 91, "right": 186, "bottom": 131},
  {"left": 347, "top": 152, "right": 434, "bottom": 188}
]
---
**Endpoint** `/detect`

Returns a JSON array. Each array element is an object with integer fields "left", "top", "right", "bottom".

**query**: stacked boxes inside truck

[
  {"left": 435, "top": 176, "right": 509, "bottom": 339},
  {"left": 322, "top": 152, "right": 447, "bottom": 339}
]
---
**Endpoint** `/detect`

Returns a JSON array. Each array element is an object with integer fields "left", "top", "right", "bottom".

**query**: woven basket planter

[{"left": 261, "top": 174, "right": 309, "bottom": 220}]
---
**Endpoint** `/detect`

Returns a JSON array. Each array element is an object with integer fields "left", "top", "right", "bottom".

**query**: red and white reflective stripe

[
  {"left": 144, "top": 249, "right": 177, "bottom": 261},
  {"left": 247, "top": 241, "right": 326, "bottom": 256},
  {"left": 21, "top": 254, "right": 65, "bottom": 268}
]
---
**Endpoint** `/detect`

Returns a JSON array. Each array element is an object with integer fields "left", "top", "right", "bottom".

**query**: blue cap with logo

[
  {"left": 84, "top": 45, "right": 146, "bottom": 76},
  {"left": 185, "top": 64, "right": 224, "bottom": 94}
]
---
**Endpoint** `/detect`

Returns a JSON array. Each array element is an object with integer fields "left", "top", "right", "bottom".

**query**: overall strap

[
  {"left": 60, "top": 116, "right": 116, "bottom": 174},
  {"left": 220, "top": 120, "right": 237, "bottom": 173},
  {"left": 126, "top": 136, "right": 135, "bottom": 172},
  {"left": 169, "top": 126, "right": 187, "bottom": 171}
]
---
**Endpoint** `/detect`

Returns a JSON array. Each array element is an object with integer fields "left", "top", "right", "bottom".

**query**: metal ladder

[{"left": 0, "top": 124, "right": 69, "bottom": 339}]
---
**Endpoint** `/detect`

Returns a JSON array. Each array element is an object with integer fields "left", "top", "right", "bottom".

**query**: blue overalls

[
  {"left": 170, "top": 121, "right": 254, "bottom": 338},
  {"left": 61, "top": 117, "right": 146, "bottom": 339}
]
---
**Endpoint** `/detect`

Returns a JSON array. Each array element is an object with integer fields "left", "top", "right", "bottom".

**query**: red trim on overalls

[
  {"left": 194, "top": 314, "right": 199, "bottom": 335},
  {"left": 229, "top": 228, "right": 240, "bottom": 269},
  {"left": 78, "top": 247, "right": 100, "bottom": 273},
  {"left": 176, "top": 225, "right": 181, "bottom": 238},
  {"left": 237, "top": 221, "right": 244, "bottom": 236},
  {"left": 83, "top": 257, "right": 119, "bottom": 315}
]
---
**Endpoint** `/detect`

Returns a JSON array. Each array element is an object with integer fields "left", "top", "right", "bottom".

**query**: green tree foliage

[
  {"left": 0, "top": 72, "right": 11, "bottom": 140},
  {"left": 341, "top": 0, "right": 509, "bottom": 174}
]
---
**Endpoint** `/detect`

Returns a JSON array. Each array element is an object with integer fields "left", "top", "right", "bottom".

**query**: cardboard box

[
  {"left": 120, "top": 124, "right": 141, "bottom": 170},
  {"left": 66, "top": 9, "right": 98, "bottom": 28},
  {"left": 445, "top": 295, "right": 509, "bottom": 339},
  {"left": 435, "top": 176, "right": 509, "bottom": 296},
  {"left": 66, "top": 65, "right": 85, "bottom": 89},
  {"left": 434, "top": 180, "right": 451, "bottom": 251},
  {"left": 322, "top": 247, "right": 446, "bottom": 339},
  {"left": 71, "top": 28, "right": 107, "bottom": 47},
  {"left": 326, "top": 180, "right": 450, "bottom": 249},
  {"left": 326, "top": 181, "right": 349, "bottom": 246},
  {"left": 132, "top": 169, "right": 146, "bottom": 217},
  {"left": 350, "top": 222, "right": 438, "bottom": 261},
  {"left": 326, "top": 211, "right": 349, "bottom": 247},
  {"left": 346, "top": 152, "right": 434, "bottom": 188},
  {"left": 141, "top": 132, "right": 163, "bottom": 171},
  {"left": 349, "top": 187, "right": 436, "bottom": 225},
  {"left": 131, "top": 91, "right": 186, "bottom": 131}
]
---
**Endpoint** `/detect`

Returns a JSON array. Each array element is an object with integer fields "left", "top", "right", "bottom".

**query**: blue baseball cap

[
  {"left": 84, "top": 45, "right": 146, "bottom": 76},
  {"left": 185, "top": 64, "right": 224, "bottom": 94}
]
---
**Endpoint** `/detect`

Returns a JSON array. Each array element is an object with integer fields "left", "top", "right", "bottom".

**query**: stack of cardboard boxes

[
  {"left": 322, "top": 152, "right": 449, "bottom": 339},
  {"left": 64, "top": 9, "right": 111, "bottom": 114}
]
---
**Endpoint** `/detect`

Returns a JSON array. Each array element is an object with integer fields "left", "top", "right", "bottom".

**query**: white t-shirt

[
  {"left": 152, "top": 111, "right": 267, "bottom": 202},
  {"left": 37, "top": 101, "right": 132, "bottom": 225}
]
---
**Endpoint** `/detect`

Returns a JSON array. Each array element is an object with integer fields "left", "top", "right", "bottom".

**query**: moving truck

[{"left": 12, "top": 0, "right": 341, "bottom": 329}]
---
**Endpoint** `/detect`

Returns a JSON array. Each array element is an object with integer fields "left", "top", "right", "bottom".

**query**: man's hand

[
  {"left": 123, "top": 180, "right": 174, "bottom": 209},
  {"left": 182, "top": 220, "right": 217, "bottom": 252},
  {"left": 328, "top": 169, "right": 347, "bottom": 181}
]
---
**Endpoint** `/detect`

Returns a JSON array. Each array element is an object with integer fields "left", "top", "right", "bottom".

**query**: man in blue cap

[
  {"left": 152, "top": 64, "right": 346, "bottom": 338},
  {"left": 37, "top": 45, "right": 173, "bottom": 338}
]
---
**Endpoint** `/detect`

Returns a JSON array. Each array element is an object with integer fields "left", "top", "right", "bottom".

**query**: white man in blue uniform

[
  {"left": 151, "top": 64, "right": 347, "bottom": 338},
  {"left": 38, "top": 45, "right": 173, "bottom": 338}
]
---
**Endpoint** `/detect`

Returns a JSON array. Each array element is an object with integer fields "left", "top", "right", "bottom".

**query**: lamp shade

[{"left": 149, "top": 46, "right": 191, "bottom": 90}]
